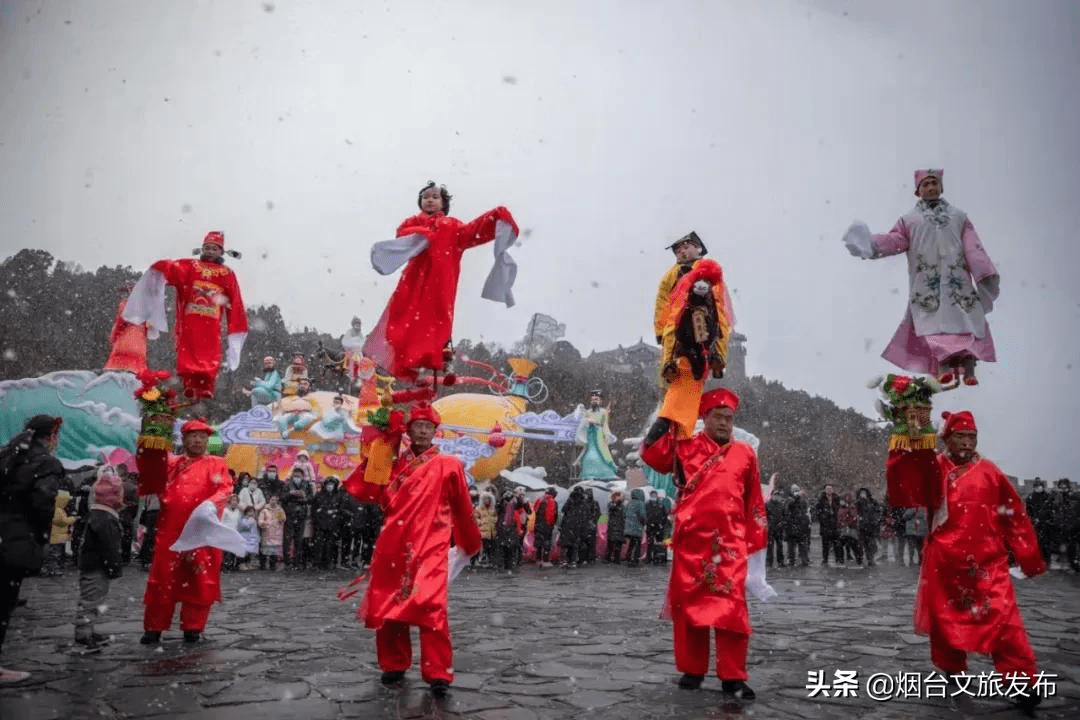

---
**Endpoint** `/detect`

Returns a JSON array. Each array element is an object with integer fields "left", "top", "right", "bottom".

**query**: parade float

[
  {"left": 0, "top": 371, "right": 140, "bottom": 469},
  {"left": 219, "top": 356, "right": 584, "bottom": 485}
]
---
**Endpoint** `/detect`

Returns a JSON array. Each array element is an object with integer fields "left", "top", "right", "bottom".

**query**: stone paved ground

[{"left": 2, "top": 560, "right": 1078, "bottom": 719}]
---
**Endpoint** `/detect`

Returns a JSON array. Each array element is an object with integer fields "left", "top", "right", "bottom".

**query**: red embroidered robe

[
  {"left": 344, "top": 446, "right": 482, "bottom": 631},
  {"left": 887, "top": 449, "right": 1045, "bottom": 653},
  {"left": 153, "top": 258, "right": 247, "bottom": 395},
  {"left": 642, "top": 431, "right": 768, "bottom": 632},
  {"left": 140, "top": 452, "right": 233, "bottom": 608},
  {"left": 103, "top": 297, "right": 148, "bottom": 373}
]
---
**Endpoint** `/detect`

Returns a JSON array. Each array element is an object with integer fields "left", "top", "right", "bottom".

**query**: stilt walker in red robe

[
  {"left": 123, "top": 231, "right": 248, "bottom": 399},
  {"left": 363, "top": 182, "right": 518, "bottom": 383},
  {"left": 103, "top": 281, "right": 148, "bottom": 374},
  {"left": 342, "top": 402, "right": 482, "bottom": 698},
  {"left": 886, "top": 406, "right": 1046, "bottom": 715},
  {"left": 640, "top": 388, "right": 767, "bottom": 699},
  {"left": 135, "top": 418, "right": 233, "bottom": 644}
]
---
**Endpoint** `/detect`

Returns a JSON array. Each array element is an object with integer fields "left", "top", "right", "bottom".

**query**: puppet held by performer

[
  {"left": 844, "top": 169, "right": 999, "bottom": 388},
  {"left": 103, "top": 281, "right": 149, "bottom": 374},
  {"left": 363, "top": 182, "right": 519, "bottom": 384},
  {"left": 654, "top": 232, "right": 734, "bottom": 439},
  {"left": 885, "top": 405, "right": 1046, "bottom": 715},
  {"left": 123, "top": 231, "right": 248, "bottom": 399}
]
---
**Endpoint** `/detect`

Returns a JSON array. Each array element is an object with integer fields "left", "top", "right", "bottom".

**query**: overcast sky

[{"left": 2, "top": 0, "right": 1078, "bottom": 482}]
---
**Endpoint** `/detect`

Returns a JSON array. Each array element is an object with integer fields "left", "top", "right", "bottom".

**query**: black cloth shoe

[
  {"left": 722, "top": 680, "right": 756, "bottom": 699},
  {"left": 1013, "top": 690, "right": 1042, "bottom": 717},
  {"left": 183, "top": 630, "right": 201, "bottom": 643},
  {"left": 381, "top": 670, "right": 405, "bottom": 686},
  {"left": 140, "top": 631, "right": 161, "bottom": 645},
  {"left": 429, "top": 679, "right": 450, "bottom": 698},
  {"left": 678, "top": 673, "right": 704, "bottom": 689}
]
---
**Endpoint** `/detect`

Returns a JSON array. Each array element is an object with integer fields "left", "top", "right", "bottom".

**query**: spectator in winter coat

[
  {"left": 312, "top": 477, "right": 343, "bottom": 569},
  {"left": 475, "top": 493, "right": 498, "bottom": 567},
  {"left": 220, "top": 495, "right": 243, "bottom": 571},
  {"left": 238, "top": 476, "right": 267, "bottom": 515},
  {"left": 336, "top": 492, "right": 362, "bottom": 569},
  {"left": 623, "top": 488, "right": 647, "bottom": 567},
  {"left": 74, "top": 469, "right": 125, "bottom": 649},
  {"left": 497, "top": 494, "right": 526, "bottom": 571},
  {"left": 258, "top": 465, "right": 285, "bottom": 501},
  {"left": 584, "top": 489, "right": 601, "bottom": 564},
  {"left": 902, "top": 506, "right": 927, "bottom": 566},
  {"left": 1025, "top": 479, "right": 1055, "bottom": 564},
  {"left": 0, "top": 414, "right": 64, "bottom": 683},
  {"left": 45, "top": 489, "right": 76, "bottom": 576},
  {"left": 1053, "top": 478, "right": 1080, "bottom": 571},
  {"left": 855, "top": 487, "right": 882, "bottom": 567},
  {"left": 532, "top": 488, "right": 558, "bottom": 566},
  {"left": 359, "top": 502, "right": 383, "bottom": 567},
  {"left": 765, "top": 488, "right": 787, "bottom": 568},
  {"left": 280, "top": 470, "right": 313, "bottom": 569},
  {"left": 604, "top": 491, "right": 626, "bottom": 563},
  {"left": 558, "top": 487, "right": 590, "bottom": 568},
  {"left": 645, "top": 491, "right": 668, "bottom": 564},
  {"left": 258, "top": 496, "right": 286, "bottom": 571},
  {"left": 237, "top": 507, "right": 260, "bottom": 570},
  {"left": 136, "top": 493, "right": 160, "bottom": 571},
  {"left": 815, "top": 485, "right": 843, "bottom": 566},
  {"left": 785, "top": 485, "right": 811, "bottom": 567},
  {"left": 837, "top": 494, "right": 862, "bottom": 565}
]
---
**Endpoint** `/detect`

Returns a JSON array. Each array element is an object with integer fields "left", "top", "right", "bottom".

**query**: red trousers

[
  {"left": 144, "top": 602, "right": 212, "bottom": 632},
  {"left": 930, "top": 623, "right": 1038, "bottom": 680},
  {"left": 673, "top": 621, "right": 749, "bottom": 680},
  {"left": 375, "top": 620, "right": 453, "bottom": 683}
]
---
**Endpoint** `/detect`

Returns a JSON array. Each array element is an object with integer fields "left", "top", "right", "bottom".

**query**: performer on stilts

[
  {"left": 843, "top": 169, "right": 1000, "bottom": 387},
  {"left": 341, "top": 401, "right": 481, "bottom": 698},
  {"left": 123, "top": 231, "right": 248, "bottom": 400},
  {"left": 885, "top": 395, "right": 1046, "bottom": 715},
  {"left": 363, "top": 182, "right": 519, "bottom": 387},
  {"left": 654, "top": 231, "right": 734, "bottom": 439}
]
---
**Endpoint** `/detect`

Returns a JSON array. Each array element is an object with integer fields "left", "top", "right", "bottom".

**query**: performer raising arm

[
  {"left": 843, "top": 169, "right": 999, "bottom": 387},
  {"left": 363, "top": 182, "right": 518, "bottom": 382}
]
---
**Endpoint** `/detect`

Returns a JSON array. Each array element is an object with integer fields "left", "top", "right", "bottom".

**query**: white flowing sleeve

[
  {"left": 122, "top": 267, "right": 169, "bottom": 340},
  {"left": 842, "top": 222, "right": 874, "bottom": 259},
  {"left": 370, "top": 234, "right": 429, "bottom": 275},
  {"left": 480, "top": 219, "right": 518, "bottom": 307}
]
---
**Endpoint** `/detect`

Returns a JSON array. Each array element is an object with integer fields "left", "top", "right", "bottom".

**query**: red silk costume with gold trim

[
  {"left": 151, "top": 258, "right": 247, "bottom": 397},
  {"left": 887, "top": 449, "right": 1044, "bottom": 675}
]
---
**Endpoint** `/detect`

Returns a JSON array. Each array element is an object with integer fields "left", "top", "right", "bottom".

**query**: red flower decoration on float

[{"left": 889, "top": 375, "right": 912, "bottom": 395}]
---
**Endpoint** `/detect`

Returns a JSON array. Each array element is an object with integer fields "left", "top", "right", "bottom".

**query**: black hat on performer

[{"left": 665, "top": 231, "right": 707, "bottom": 256}]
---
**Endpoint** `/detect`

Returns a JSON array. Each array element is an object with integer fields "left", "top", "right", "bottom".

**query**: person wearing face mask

[
  {"left": 258, "top": 465, "right": 284, "bottom": 501},
  {"left": 887, "top": 409, "right": 1046, "bottom": 715},
  {"left": 238, "top": 476, "right": 266, "bottom": 516},
  {"left": 843, "top": 169, "right": 999, "bottom": 387},
  {"left": 281, "top": 469, "right": 314, "bottom": 570},
  {"left": 362, "top": 182, "right": 519, "bottom": 383},
  {"left": 122, "top": 231, "right": 248, "bottom": 399}
]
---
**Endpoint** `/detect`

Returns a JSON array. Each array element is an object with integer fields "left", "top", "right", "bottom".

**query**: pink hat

[
  {"left": 93, "top": 468, "right": 125, "bottom": 510},
  {"left": 914, "top": 169, "right": 943, "bottom": 195}
]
